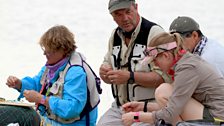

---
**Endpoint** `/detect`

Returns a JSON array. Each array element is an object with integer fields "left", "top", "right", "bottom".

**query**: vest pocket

[{"left": 132, "top": 84, "right": 155, "bottom": 101}]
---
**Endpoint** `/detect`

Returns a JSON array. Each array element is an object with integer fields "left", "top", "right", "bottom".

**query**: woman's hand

[
  {"left": 6, "top": 76, "right": 22, "bottom": 90},
  {"left": 122, "top": 101, "right": 144, "bottom": 113},
  {"left": 23, "top": 90, "right": 42, "bottom": 103},
  {"left": 122, "top": 112, "right": 135, "bottom": 126}
]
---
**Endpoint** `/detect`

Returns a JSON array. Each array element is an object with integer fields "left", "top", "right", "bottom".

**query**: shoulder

[
  {"left": 66, "top": 65, "right": 86, "bottom": 78},
  {"left": 147, "top": 25, "right": 165, "bottom": 44},
  {"left": 176, "top": 53, "right": 200, "bottom": 70},
  {"left": 205, "top": 38, "right": 224, "bottom": 50},
  {"left": 202, "top": 38, "right": 224, "bottom": 60}
]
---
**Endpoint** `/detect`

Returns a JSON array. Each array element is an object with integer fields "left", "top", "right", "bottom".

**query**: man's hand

[
  {"left": 122, "top": 101, "right": 144, "bottom": 113},
  {"left": 99, "top": 64, "right": 113, "bottom": 83},
  {"left": 107, "top": 70, "right": 130, "bottom": 84}
]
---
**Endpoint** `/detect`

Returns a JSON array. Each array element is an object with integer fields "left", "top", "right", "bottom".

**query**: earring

[{"left": 178, "top": 49, "right": 186, "bottom": 55}]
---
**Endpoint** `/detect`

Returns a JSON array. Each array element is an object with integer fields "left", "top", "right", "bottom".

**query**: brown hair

[
  {"left": 149, "top": 32, "right": 185, "bottom": 57},
  {"left": 39, "top": 25, "right": 77, "bottom": 56}
]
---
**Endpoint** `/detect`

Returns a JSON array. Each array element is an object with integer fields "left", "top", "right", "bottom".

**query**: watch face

[{"left": 134, "top": 115, "right": 139, "bottom": 120}]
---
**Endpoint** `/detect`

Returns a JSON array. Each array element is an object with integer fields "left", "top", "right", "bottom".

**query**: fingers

[
  {"left": 122, "top": 102, "right": 133, "bottom": 112},
  {"left": 122, "top": 102, "right": 131, "bottom": 108},
  {"left": 6, "top": 76, "right": 18, "bottom": 88},
  {"left": 23, "top": 90, "right": 41, "bottom": 103},
  {"left": 23, "top": 90, "right": 29, "bottom": 98}
]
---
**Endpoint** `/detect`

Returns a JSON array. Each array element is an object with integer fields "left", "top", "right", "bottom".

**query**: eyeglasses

[{"left": 41, "top": 47, "right": 56, "bottom": 56}]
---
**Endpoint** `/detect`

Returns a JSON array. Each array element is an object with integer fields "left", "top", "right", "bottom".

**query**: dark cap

[
  {"left": 169, "top": 16, "right": 200, "bottom": 33},
  {"left": 108, "top": 0, "right": 135, "bottom": 13}
]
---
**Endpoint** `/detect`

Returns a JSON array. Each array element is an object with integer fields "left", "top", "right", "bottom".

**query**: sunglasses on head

[{"left": 144, "top": 42, "right": 177, "bottom": 58}]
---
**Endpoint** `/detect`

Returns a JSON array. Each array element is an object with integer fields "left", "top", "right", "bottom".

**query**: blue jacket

[{"left": 18, "top": 65, "right": 98, "bottom": 126}]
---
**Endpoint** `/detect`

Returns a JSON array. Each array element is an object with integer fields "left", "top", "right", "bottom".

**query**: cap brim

[{"left": 109, "top": 2, "right": 132, "bottom": 13}]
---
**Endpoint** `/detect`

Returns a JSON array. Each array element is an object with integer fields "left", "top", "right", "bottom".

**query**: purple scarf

[{"left": 45, "top": 57, "right": 69, "bottom": 81}]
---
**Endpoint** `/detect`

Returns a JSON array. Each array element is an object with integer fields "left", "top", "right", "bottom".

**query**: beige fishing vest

[{"left": 40, "top": 51, "right": 100, "bottom": 124}]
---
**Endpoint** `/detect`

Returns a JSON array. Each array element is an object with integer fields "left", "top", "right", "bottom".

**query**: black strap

[
  {"left": 85, "top": 112, "right": 90, "bottom": 126},
  {"left": 80, "top": 89, "right": 90, "bottom": 126},
  {"left": 143, "top": 100, "right": 148, "bottom": 112}
]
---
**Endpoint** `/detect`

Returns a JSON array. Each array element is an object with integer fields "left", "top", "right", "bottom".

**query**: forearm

[
  {"left": 49, "top": 96, "right": 85, "bottom": 118},
  {"left": 139, "top": 112, "right": 154, "bottom": 124},
  {"left": 147, "top": 102, "right": 161, "bottom": 112},
  {"left": 134, "top": 71, "right": 164, "bottom": 88}
]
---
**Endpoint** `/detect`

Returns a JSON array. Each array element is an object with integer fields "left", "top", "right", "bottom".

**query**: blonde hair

[
  {"left": 149, "top": 32, "right": 185, "bottom": 57},
  {"left": 39, "top": 25, "right": 77, "bottom": 56}
]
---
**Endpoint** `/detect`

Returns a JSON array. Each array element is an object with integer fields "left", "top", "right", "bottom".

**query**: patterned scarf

[{"left": 192, "top": 36, "right": 207, "bottom": 56}]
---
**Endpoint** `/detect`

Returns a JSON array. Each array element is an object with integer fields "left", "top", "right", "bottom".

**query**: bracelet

[
  {"left": 143, "top": 100, "right": 148, "bottom": 112},
  {"left": 133, "top": 112, "right": 140, "bottom": 122}
]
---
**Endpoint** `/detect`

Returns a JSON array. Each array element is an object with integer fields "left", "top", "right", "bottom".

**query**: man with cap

[
  {"left": 97, "top": 0, "right": 170, "bottom": 125},
  {"left": 169, "top": 16, "right": 224, "bottom": 76}
]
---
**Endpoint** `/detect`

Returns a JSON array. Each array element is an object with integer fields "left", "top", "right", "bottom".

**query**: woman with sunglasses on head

[{"left": 121, "top": 32, "right": 224, "bottom": 126}]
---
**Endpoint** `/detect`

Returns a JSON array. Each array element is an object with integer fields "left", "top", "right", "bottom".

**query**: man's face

[
  {"left": 180, "top": 31, "right": 199, "bottom": 52},
  {"left": 111, "top": 4, "right": 139, "bottom": 32}
]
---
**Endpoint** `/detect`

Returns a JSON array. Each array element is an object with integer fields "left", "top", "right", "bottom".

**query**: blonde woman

[{"left": 121, "top": 32, "right": 224, "bottom": 125}]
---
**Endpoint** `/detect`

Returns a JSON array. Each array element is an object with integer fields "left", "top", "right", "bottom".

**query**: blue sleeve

[
  {"left": 48, "top": 66, "right": 87, "bottom": 119},
  {"left": 18, "top": 66, "right": 45, "bottom": 99}
]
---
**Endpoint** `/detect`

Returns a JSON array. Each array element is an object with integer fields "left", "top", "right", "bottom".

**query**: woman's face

[
  {"left": 154, "top": 52, "right": 174, "bottom": 72},
  {"left": 43, "top": 48, "right": 65, "bottom": 65}
]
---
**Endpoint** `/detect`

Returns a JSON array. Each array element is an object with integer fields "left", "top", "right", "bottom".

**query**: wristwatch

[
  {"left": 133, "top": 112, "right": 140, "bottom": 122},
  {"left": 40, "top": 95, "right": 46, "bottom": 105},
  {"left": 128, "top": 71, "right": 135, "bottom": 84}
]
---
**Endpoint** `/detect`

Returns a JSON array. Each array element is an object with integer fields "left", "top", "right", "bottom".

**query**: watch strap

[
  {"left": 143, "top": 100, "right": 148, "bottom": 112},
  {"left": 128, "top": 71, "right": 135, "bottom": 84}
]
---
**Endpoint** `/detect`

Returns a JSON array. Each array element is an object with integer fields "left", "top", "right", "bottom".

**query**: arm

[
  {"left": 122, "top": 111, "right": 154, "bottom": 126},
  {"left": 6, "top": 66, "right": 45, "bottom": 100},
  {"left": 100, "top": 30, "right": 115, "bottom": 84},
  {"left": 153, "top": 65, "right": 199, "bottom": 124},
  {"left": 122, "top": 101, "right": 161, "bottom": 113},
  {"left": 106, "top": 69, "right": 164, "bottom": 88},
  {"left": 122, "top": 66, "right": 200, "bottom": 125},
  {"left": 48, "top": 66, "right": 87, "bottom": 119},
  {"left": 134, "top": 71, "right": 164, "bottom": 88}
]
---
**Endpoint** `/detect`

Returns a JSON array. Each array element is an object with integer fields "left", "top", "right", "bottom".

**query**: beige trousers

[{"left": 97, "top": 101, "right": 153, "bottom": 126}]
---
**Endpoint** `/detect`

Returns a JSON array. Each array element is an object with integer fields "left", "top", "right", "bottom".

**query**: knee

[
  {"left": 155, "top": 83, "right": 172, "bottom": 105},
  {"left": 155, "top": 83, "right": 169, "bottom": 99}
]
